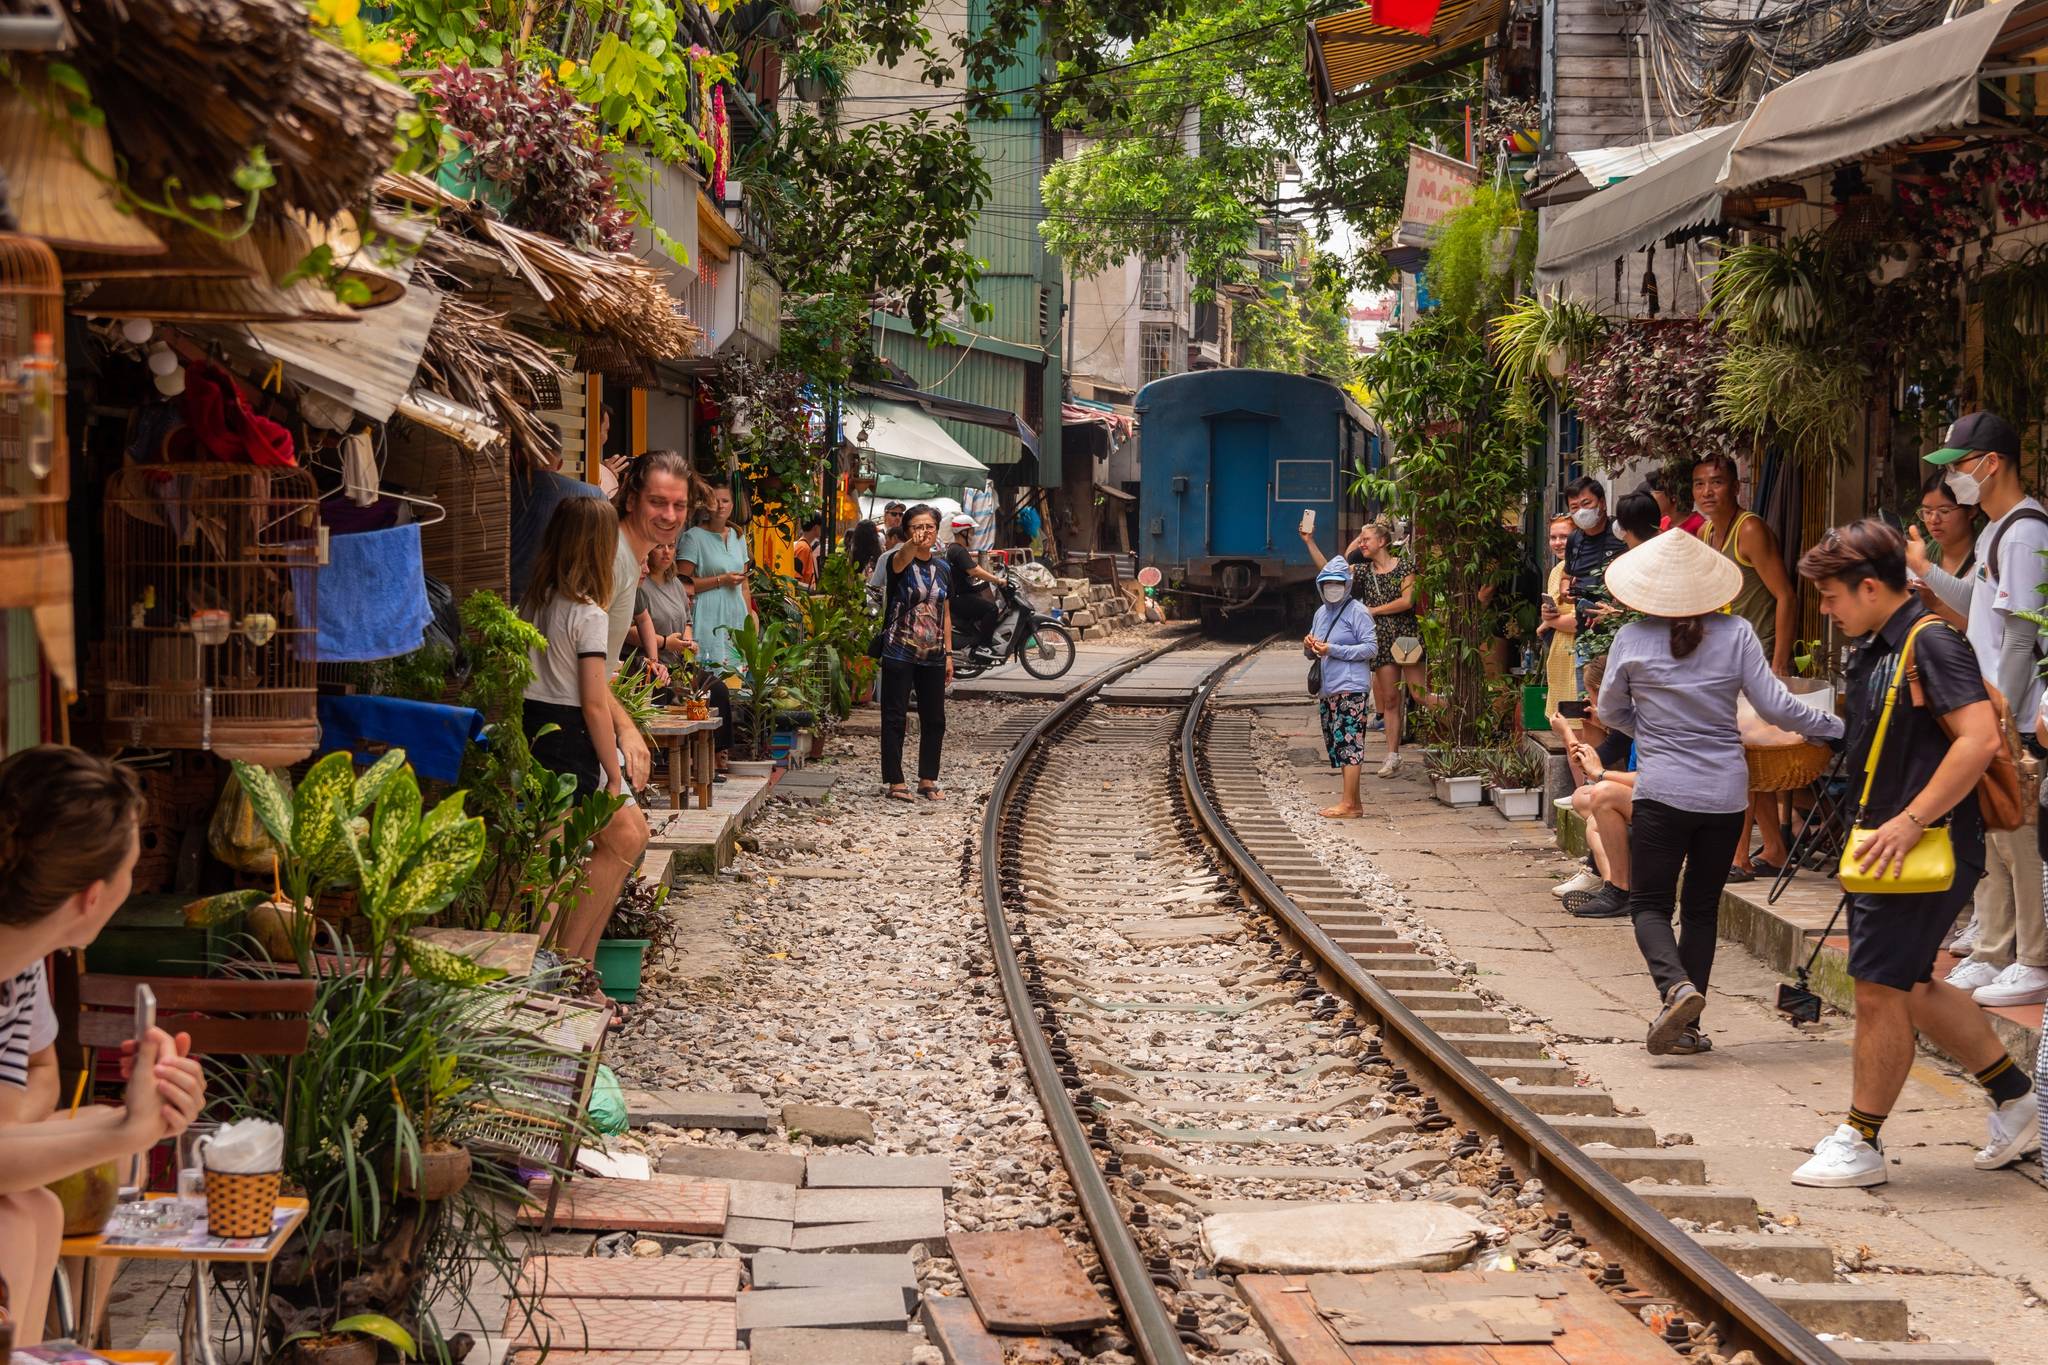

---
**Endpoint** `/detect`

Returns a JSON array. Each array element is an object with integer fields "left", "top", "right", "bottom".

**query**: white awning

[
  {"left": 1566, "top": 126, "right": 1729, "bottom": 189},
  {"left": 1534, "top": 124, "right": 1743, "bottom": 284},
  {"left": 846, "top": 397, "right": 990, "bottom": 494}
]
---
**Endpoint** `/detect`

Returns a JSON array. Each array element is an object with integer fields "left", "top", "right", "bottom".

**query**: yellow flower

[
  {"left": 311, "top": 0, "right": 359, "bottom": 25},
  {"left": 366, "top": 39, "right": 403, "bottom": 66},
  {"left": 558, "top": 59, "right": 578, "bottom": 81}
]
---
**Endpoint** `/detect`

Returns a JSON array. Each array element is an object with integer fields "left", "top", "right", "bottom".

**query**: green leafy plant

[
  {"left": 725, "top": 615, "right": 804, "bottom": 759},
  {"left": 1357, "top": 313, "right": 1538, "bottom": 746},
  {"left": 1791, "top": 637, "right": 1827, "bottom": 678},
  {"left": 1707, "top": 234, "right": 1871, "bottom": 466},
  {"left": 1489, "top": 293, "right": 1609, "bottom": 420},
  {"left": 279, "top": 1312, "right": 418, "bottom": 1361},
  {"left": 1426, "top": 184, "right": 1533, "bottom": 327},
  {"left": 610, "top": 665, "right": 660, "bottom": 741},
  {"left": 1486, "top": 745, "right": 1545, "bottom": 791}
]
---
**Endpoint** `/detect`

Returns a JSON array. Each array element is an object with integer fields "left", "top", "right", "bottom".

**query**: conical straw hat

[
  {"left": 0, "top": 63, "right": 165, "bottom": 255},
  {"left": 1604, "top": 526, "right": 1744, "bottom": 618},
  {"left": 73, "top": 224, "right": 306, "bottom": 322},
  {"left": 291, "top": 209, "right": 407, "bottom": 310},
  {"left": 250, "top": 215, "right": 362, "bottom": 324}
]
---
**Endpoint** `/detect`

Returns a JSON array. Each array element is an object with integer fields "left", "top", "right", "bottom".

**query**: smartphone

[
  {"left": 134, "top": 982, "right": 156, "bottom": 1047},
  {"left": 1540, "top": 594, "right": 1557, "bottom": 612},
  {"left": 1298, "top": 509, "right": 1316, "bottom": 535},
  {"left": 1556, "top": 699, "right": 1590, "bottom": 720}
]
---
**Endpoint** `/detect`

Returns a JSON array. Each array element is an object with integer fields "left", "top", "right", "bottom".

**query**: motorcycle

[{"left": 952, "top": 565, "right": 1077, "bottom": 680}]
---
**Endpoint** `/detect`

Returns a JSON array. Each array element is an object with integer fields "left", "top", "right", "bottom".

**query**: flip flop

[
  {"left": 886, "top": 786, "right": 914, "bottom": 802},
  {"left": 1725, "top": 865, "right": 1756, "bottom": 883},
  {"left": 1752, "top": 859, "right": 1787, "bottom": 880},
  {"left": 920, "top": 784, "right": 945, "bottom": 802}
]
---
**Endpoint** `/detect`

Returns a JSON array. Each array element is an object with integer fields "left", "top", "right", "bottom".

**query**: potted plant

[
  {"left": 726, "top": 616, "right": 801, "bottom": 776},
  {"left": 394, "top": 1045, "right": 472, "bottom": 1203},
  {"left": 595, "top": 874, "right": 668, "bottom": 1004},
  {"left": 1488, "top": 747, "right": 1547, "bottom": 821},
  {"left": 1425, "top": 747, "right": 1488, "bottom": 807},
  {"left": 280, "top": 1313, "right": 416, "bottom": 1365}
]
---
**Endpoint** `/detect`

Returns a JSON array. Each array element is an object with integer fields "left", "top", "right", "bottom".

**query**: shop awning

[
  {"left": 1308, "top": 0, "right": 1505, "bottom": 111},
  {"left": 856, "top": 380, "right": 1039, "bottom": 457},
  {"left": 1534, "top": 123, "right": 1743, "bottom": 284},
  {"left": 1719, "top": 0, "right": 2048, "bottom": 191},
  {"left": 846, "top": 397, "right": 990, "bottom": 494}
]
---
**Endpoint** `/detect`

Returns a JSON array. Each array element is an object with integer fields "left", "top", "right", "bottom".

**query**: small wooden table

[
  {"left": 649, "top": 712, "right": 721, "bottom": 812},
  {"left": 62, "top": 1194, "right": 308, "bottom": 1365}
]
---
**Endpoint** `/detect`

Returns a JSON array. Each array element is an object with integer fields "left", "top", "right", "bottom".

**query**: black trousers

[
  {"left": 1627, "top": 798, "right": 1746, "bottom": 999},
  {"left": 953, "top": 591, "right": 999, "bottom": 645},
  {"left": 880, "top": 657, "right": 947, "bottom": 785}
]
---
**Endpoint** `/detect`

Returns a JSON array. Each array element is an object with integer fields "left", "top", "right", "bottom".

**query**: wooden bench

[{"left": 649, "top": 712, "right": 720, "bottom": 812}]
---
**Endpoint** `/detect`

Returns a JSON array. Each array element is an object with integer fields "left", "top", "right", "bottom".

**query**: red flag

[{"left": 1371, "top": 0, "right": 1440, "bottom": 33}]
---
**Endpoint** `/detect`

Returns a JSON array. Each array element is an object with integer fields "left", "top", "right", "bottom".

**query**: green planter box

[
  {"left": 594, "top": 938, "right": 651, "bottom": 1003},
  {"left": 84, "top": 894, "right": 238, "bottom": 978},
  {"left": 1521, "top": 683, "right": 1550, "bottom": 731}
]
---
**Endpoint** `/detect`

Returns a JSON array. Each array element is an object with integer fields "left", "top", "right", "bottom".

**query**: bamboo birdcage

[
  {"left": 0, "top": 234, "right": 76, "bottom": 692},
  {"left": 103, "top": 463, "right": 321, "bottom": 766}
]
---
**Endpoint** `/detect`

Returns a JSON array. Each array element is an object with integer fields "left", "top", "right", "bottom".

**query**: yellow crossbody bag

[{"left": 1839, "top": 618, "right": 1955, "bottom": 895}]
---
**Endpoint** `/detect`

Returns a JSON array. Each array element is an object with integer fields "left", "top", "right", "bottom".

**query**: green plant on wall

[
  {"left": 1707, "top": 233, "right": 1871, "bottom": 466},
  {"left": 1426, "top": 184, "right": 1534, "bottom": 326},
  {"left": 1489, "top": 293, "right": 1609, "bottom": 422}
]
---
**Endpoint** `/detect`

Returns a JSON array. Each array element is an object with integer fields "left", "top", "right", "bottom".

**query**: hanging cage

[
  {"left": 103, "top": 462, "right": 321, "bottom": 766},
  {"left": 0, "top": 233, "right": 75, "bottom": 692}
]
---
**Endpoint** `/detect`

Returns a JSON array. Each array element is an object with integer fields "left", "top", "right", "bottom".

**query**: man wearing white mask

[
  {"left": 1561, "top": 476, "right": 1626, "bottom": 691},
  {"left": 1908, "top": 411, "right": 2048, "bottom": 1008}
]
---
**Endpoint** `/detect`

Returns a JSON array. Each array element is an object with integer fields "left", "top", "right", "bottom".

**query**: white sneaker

[
  {"left": 1552, "top": 869, "right": 1602, "bottom": 899},
  {"left": 1972, "top": 963, "right": 2048, "bottom": 1007},
  {"left": 1791, "top": 1124, "right": 1887, "bottom": 1188},
  {"left": 1377, "top": 753, "right": 1402, "bottom": 779},
  {"left": 1945, "top": 958, "right": 2002, "bottom": 992},
  {"left": 1974, "top": 1089, "right": 2042, "bottom": 1170},
  {"left": 1947, "top": 917, "right": 1981, "bottom": 956}
]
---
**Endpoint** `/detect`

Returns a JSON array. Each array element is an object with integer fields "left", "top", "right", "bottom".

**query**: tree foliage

[
  {"left": 1039, "top": 0, "right": 1476, "bottom": 288},
  {"left": 1235, "top": 243, "right": 1357, "bottom": 383}
]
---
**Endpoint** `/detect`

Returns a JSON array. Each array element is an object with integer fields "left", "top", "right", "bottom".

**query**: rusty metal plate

[{"left": 947, "top": 1229, "right": 1113, "bottom": 1334}]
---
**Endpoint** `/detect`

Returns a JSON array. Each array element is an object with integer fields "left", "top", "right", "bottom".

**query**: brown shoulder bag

[{"left": 1907, "top": 647, "right": 2036, "bottom": 831}]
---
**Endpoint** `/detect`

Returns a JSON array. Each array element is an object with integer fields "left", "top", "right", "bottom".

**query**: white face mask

[
  {"left": 1946, "top": 456, "right": 1990, "bottom": 506},
  {"left": 1571, "top": 506, "right": 1603, "bottom": 532},
  {"left": 1319, "top": 582, "right": 1348, "bottom": 605}
]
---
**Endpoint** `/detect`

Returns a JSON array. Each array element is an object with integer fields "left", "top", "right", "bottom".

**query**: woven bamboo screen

[
  {"left": 382, "top": 423, "right": 511, "bottom": 604},
  {"left": 103, "top": 463, "right": 321, "bottom": 766}
]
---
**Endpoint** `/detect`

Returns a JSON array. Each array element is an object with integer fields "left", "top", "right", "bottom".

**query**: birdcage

[
  {"left": 0, "top": 234, "right": 75, "bottom": 692},
  {"left": 103, "top": 463, "right": 321, "bottom": 766}
]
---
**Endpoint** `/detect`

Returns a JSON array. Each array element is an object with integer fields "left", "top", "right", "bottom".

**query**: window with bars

[
  {"left": 1140, "top": 322, "right": 1177, "bottom": 384},
  {"left": 1140, "top": 259, "right": 1172, "bottom": 312}
]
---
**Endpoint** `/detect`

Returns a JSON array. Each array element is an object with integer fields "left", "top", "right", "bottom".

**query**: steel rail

[
  {"left": 1176, "top": 656, "right": 1846, "bottom": 1365},
  {"left": 979, "top": 635, "right": 1203, "bottom": 1365}
]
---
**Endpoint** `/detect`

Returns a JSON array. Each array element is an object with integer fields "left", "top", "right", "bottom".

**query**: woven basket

[
  {"left": 203, "top": 1168, "right": 281, "bottom": 1238},
  {"left": 1746, "top": 742, "right": 1830, "bottom": 793}
]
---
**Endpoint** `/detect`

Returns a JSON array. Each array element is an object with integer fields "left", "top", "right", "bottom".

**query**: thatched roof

[
  {"left": 60, "top": 0, "right": 409, "bottom": 226},
  {"left": 381, "top": 173, "right": 703, "bottom": 363}
]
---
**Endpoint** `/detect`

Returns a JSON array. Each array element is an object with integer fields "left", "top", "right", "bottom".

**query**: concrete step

[
  {"left": 1629, "top": 1183, "right": 1758, "bottom": 1228},
  {"left": 1371, "top": 970, "right": 1466, "bottom": 993},
  {"left": 1689, "top": 1232, "right": 1835, "bottom": 1283},
  {"left": 1472, "top": 1057, "right": 1576, "bottom": 1085},
  {"left": 1582, "top": 1147, "right": 1708, "bottom": 1184},
  {"left": 1392, "top": 991, "right": 1486, "bottom": 1012},
  {"left": 1438, "top": 1033, "right": 1548, "bottom": 1059},
  {"left": 1550, "top": 1114, "right": 1659, "bottom": 1148},
  {"left": 1757, "top": 1282, "right": 1910, "bottom": 1340},
  {"left": 1414, "top": 1010, "right": 1511, "bottom": 1035},
  {"left": 1495, "top": 1083, "right": 1615, "bottom": 1116},
  {"left": 1830, "top": 1345, "right": 1993, "bottom": 1365}
]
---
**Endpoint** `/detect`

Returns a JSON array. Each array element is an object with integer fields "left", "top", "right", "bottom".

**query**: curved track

[{"left": 979, "top": 641, "right": 1854, "bottom": 1365}]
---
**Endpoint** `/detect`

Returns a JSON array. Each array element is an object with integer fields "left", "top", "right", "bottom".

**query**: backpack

[{"left": 1984, "top": 506, "right": 2048, "bottom": 583}]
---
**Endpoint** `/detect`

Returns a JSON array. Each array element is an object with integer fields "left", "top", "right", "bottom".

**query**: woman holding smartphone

[{"left": 0, "top": 747, "right": 206, "bottom": 1344}]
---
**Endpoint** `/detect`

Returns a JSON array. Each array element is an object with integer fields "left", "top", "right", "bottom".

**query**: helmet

[{"left": 949, "top": 513, "right": 978, "bottom": 533}]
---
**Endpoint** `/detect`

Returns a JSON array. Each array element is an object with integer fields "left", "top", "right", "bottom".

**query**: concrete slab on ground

[
  {"left": 805, "top": 1153, "right": 955, "bottom": 1189},
  {"left": 656, "top": 1146, "right": 808, "bottom": 1186},
  {"left": 949, "top": 635, "right": 1171, "bottom": 700},
  {"left": 747, "top": 1327, "right": 914, "bottom": 1365},
  {"left": 625, "top": 1089, "right": 772, "bottom": 1131}
]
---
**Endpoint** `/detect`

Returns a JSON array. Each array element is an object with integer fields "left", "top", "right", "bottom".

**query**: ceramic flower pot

[
  {"left": 1493, "top": 786, "right": 1543, "bottom": 821},
  {"left": 1432, "top": 774, "right": 1484, "bottom": 807}
]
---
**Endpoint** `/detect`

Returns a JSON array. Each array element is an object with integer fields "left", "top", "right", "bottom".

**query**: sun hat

[
  {"left": 1604, "top": 524, "right": 1742, "bottom": 618},
  {"left": 1924, "top": 410, "right": 2021, "bottom": 465},
  {"left": 0, "top": 62, "right": 166, "bottom": 256},
  {"left": 74, "top": 221, "right": 309, "bottom": 323}
]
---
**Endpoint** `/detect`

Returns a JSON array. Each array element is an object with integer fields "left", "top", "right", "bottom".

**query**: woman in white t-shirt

[{"left": 520, "top": 497, "right": 626, "bottom": 804}]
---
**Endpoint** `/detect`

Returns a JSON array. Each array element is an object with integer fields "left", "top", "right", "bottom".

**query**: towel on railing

[
  {"left": 309, "top": 523, "right": 432, "bottom": 662},
  {"left": 316, "top": 695, "right": 486, "bottom": 785}
]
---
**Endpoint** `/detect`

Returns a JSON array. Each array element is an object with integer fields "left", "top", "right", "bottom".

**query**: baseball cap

[{"left": 1925, "top": 410, "right": 2022, "bottom": 465}]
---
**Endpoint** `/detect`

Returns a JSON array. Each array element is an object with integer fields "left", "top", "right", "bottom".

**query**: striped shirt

[{"left": 0, "top": 961, "right": 57, "bottom": 1089}]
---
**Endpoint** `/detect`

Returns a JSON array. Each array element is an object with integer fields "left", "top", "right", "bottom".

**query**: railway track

[{"left": 976, "top": 641, "right": 1971, "bottom": 1365}]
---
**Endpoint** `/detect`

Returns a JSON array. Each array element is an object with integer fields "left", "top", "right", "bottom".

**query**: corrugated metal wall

[
  {"left": 5, "top": 609, "right": 39, "bottom": 754},
  {"left": 881, "top": 336, "right": 1027, "bottom": 467}
]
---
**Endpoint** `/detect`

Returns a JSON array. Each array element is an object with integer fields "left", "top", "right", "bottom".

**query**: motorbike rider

[{"left": 947, "top": 513, "right": 1006, "bottom": 655}]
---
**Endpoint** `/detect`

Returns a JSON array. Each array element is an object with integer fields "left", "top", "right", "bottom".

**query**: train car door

[{"left": 1208, "top": 416, "right": 1270, "bottom": 557}]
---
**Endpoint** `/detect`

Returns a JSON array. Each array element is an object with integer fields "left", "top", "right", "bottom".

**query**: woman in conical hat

[{"left": 1598, "top": 526, "right": 1842, "bottom": 1057}]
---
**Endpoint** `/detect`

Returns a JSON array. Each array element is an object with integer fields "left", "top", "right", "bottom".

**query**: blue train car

[{"left": 1136, "top": 369, "right": 1377, "bottom": 617}]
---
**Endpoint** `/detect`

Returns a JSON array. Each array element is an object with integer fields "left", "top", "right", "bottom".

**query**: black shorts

[
  {"left": 525, "top": 699, "right": 601, "bottom": 799},
  {"left": 1846, "top": 867, "right": 1980, "bottom": 991}
]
